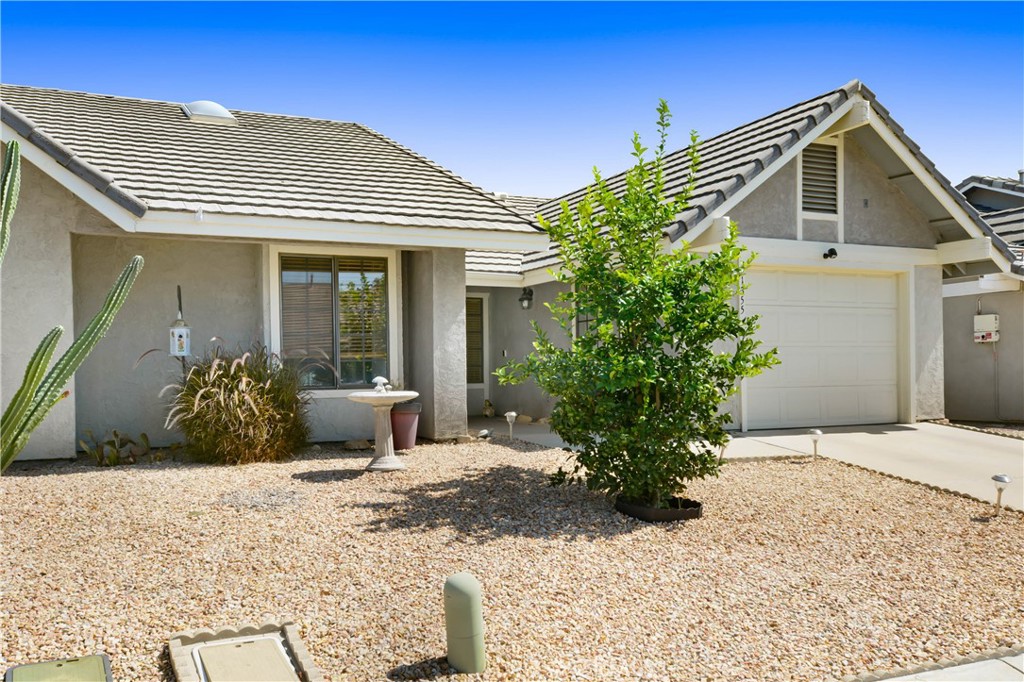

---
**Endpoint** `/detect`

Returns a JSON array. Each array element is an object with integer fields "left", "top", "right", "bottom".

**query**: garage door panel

[
  {"left": 859, "top": 310, "right": 897, "bottom": 344},
  {"left": 781, "top": 389, "right": 825, "bottom": 425},
  {"left": 859, "top": 349, "right": 897, "bottom": 384},
  {"left": 782, "top": 272, "right": 821, "bottom": 303},
  {"left": 820, "top": 312, "right": 861, "bottom": 344},
  {"left": 860, "top": 388, "right": 898, "bottom": 422},
  {"left": 746, "top": 388, "right": 782, "bottom": 427},
  {"left": 820, "top": 274, "right": 861, "bottom": 304},
  {"left": 745, "top": 268, "right": 898, "bottom": 429},
  {"left": 780, "top": 311, "right": 821, "bottom": 344},
  {"left": 859, "top": 275, "right": 897, "bottom": 305}
]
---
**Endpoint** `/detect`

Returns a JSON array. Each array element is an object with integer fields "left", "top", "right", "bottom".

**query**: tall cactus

[{"left": 1, "top": 141, "right": 144, "bottom": 472}]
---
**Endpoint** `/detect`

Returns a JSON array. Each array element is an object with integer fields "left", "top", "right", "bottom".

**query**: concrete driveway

[
  {"left": 727, "top": 423, "right": 1023, "bottom": 510},
  {"left": 472, "top": 418, "right": 1023, "bottom": 511}
]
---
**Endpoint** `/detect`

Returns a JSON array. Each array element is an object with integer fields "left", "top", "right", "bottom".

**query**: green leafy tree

[
  {"left": 1, "top": 141, "right": 144, "bottom": 472},
  {"left": 496, "top": 102, "right": 778, "bottom": 509}
]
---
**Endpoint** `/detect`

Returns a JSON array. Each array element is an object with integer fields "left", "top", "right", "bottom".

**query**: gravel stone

[{"left": 2, "top": 439, "right": 1022, "bottom": 681}]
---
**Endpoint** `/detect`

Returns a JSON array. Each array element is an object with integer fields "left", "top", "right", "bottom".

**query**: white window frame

[
  {"left": 797, "top": 136, "right": 844, "bottom": 243},
  {"left": 466, "top": 292, "right": 490, "bottom": 399},
  {"left": 267, "top": 243, "right": 402, "bottom": 397}
]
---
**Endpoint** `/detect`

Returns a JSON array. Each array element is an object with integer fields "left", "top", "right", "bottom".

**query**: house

[
  {"left": 0, "top": 84, "right": 549, "bottom": 459},
  {"left": 467, "top": 80, "right": 1018, "bottom": 431},
  {"left": 942, "top": 174, "right": 1024, "bottom": 422},
  {"left": 2, "top": 80, "right": 1017, "bottom": 463}
]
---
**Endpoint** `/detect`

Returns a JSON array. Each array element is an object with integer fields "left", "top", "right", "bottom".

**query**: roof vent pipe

[
  {"left": 181, "top": 100, "right": 237, "bottom": 126},
  {"left": 1018, "top": 169, "right": 1023, "bottom": 184}
]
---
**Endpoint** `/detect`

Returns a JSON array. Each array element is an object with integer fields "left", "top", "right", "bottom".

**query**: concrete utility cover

[
  {"left": 7, "top": 655, "right": 111, "bottom": 682},
  {"left": 196, "top": 639, "right": 300, "bottom": 682}
]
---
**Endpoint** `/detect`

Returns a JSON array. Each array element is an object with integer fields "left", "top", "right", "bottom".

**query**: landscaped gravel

[{"left": 2, "top": 439, "right": 1022, "bottom": 681}]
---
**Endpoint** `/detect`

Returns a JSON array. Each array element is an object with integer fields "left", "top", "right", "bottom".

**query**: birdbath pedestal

[{"left": 346, "top": 389, "right": 419, "bottom": 471}]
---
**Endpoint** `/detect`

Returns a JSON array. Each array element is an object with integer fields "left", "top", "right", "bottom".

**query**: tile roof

[
  {"left": 0, "top": 84, "right": 540, "bottom": 235},
  {"left": 956, "top": 174, "right": 1024, "bottom": 196},
  {"left": 509, "top": 79, "right": 1017, "bottom": 275},
  {"left": 497, "top": 194, "right": 548, "bottom": 218},
  {"left": 983, "top": 207, "right": 1024, "bottom": 247}
]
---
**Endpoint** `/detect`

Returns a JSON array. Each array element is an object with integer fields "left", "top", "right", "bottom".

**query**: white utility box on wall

[{"left": 974, "top": 314, "right": 999, "bottom": 343}]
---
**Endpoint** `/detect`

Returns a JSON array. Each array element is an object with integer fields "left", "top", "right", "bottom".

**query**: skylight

[{"left": 180, "top": 100, "right": 237, "bottom": 126}]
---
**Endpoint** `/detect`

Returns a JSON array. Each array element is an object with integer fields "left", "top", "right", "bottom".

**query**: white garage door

[{"left": 744, "top": 270, "right": 898, "bottom": 429}]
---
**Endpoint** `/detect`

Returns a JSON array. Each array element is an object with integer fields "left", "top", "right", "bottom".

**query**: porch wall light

[
  {"left": 823, "top": 248, "right": 838, "bottom": 260},
  {"left": 518, "top": 287, "right": 534, "bottom": 310},
  {"left": 992, "top": 474, "right": 1011, "bottom": 516}
]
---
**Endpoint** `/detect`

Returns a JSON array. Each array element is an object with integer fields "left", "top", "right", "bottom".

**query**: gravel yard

[{"left": 2, "top": 439, "right": 1022, "bottom": 682}]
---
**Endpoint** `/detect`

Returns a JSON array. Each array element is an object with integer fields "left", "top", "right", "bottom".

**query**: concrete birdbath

[{"left": 347, "top": 377, "right": 419, "bottom": 471}]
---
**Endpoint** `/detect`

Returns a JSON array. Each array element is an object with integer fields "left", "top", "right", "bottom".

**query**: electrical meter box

[{"left": 974, "top": 314, "right": 999, "bottom": 343}]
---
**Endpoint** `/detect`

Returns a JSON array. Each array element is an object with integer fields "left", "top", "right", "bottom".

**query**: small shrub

[
  {"left": 165, "top": 344, "right": 310, "bottom": 464},
  {"left": 79, "top": 429, "right": 150, "bottom": 466}
]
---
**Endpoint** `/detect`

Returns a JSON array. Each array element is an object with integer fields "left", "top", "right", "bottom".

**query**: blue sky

[{"left": 2, "top": 1, "right": 1022, "bottom": 198}]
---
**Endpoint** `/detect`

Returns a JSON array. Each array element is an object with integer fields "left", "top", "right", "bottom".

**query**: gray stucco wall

[
  {"left": 843, "top": 136, "right": 935, "bottom": 249},
  {"left": 470, "top": 281, "right": 569, "bottom": 420},
  {"left": 727, "top": 158, "right": 798, "bottom": 239},
  {"left": 944, "top": 290, "right": 1024, "bottom": 422},
  {"left": 1, "top": 159, "right": 78, "bottom": 459},
  {"left": 404, "top": 249, "right": 467, "bottom": 439},
  {"left": 913, "top": 266, "right": 945, "bottom": 420},
  {"left": 73, "top": 235, "right": 263, "bottom": 446},
  {"left": 727, "top": 134, "right": 936, "bottom": 250}
]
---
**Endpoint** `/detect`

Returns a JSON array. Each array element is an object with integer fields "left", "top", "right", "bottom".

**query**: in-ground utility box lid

[
  {"left": 5, "top": 654, "right": 112, "bottom": 682},
  {"left": 168, "top": 621, "right": 323, "bottom": 682},
  {"left": 195, "top": 637, "right": 299, "bottom": 682}
]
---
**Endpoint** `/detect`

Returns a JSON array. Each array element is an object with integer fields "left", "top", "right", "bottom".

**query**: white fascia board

[
  {"left": 466, "top": 271, "right": 524, "bottom": 287},
  {"left": 935, "top": 237, "right": 992, "bottom": 264},
  {"left": 137, "top": 210, "right": 552, "bottom": 251},
  {"left": 865, "top": 116, "right": 1015, "bottom": 274},
  {"left": 523, "top": 263, "right": 565, "bottom": 287},
  {"left": 2, "top": 125, "right": 139, "bottom": 232},
  {"left": 943, "top": 274, "right": 1023, "bottom": 297},
  {"left": 958, "top": 182, "right": 1024, "bottom": 200},
  {"left": 681, "top": 96, "right": 860, "bottom": 244},
  {"left": 691, "top": 235, "right": 937, "bottom": 271}
]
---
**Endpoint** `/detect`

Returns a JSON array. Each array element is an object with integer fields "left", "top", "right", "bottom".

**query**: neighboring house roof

[
  {"left": 497, "top": 194, "right": 548, "bottom": 218},
  {"left": 0, "top": 84, "right": 540, "bottom": 236},
  {"left": 983, "top": 207, "right": 1024, "bottom": 247},
  {"left": 956, "top": 174, "right": 1024, "bottom": 197},
  {"left": 465, "top": 79, "right": 1017, "bottom": 277}
]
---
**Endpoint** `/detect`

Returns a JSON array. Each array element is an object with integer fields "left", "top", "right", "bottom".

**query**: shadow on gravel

[
  {"left": 292, "top": 469, "right": 365, "bottom": 484},
  {"left": 387, "top": 656, "right": 457, "bottom": 680},
  {"left": 354, "top": 465, "right": 642, "bottom": 542}
]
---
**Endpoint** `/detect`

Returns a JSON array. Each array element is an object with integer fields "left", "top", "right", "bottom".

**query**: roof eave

[{"left": 137, "top": 209, "right": 551, "bottom": 251}]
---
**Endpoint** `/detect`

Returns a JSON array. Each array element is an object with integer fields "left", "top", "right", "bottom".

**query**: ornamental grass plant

[{"left": 166, "top": 344, "right": 310, "bottom": 464}]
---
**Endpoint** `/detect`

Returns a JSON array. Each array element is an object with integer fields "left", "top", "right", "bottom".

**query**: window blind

[{"left": 466, "top": 297, "right": 484, "bottom": 384}]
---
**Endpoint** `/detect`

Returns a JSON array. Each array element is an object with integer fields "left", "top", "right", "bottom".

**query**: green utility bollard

[{"left": 444, "top": 572, "right": 486, "bottom": 673}]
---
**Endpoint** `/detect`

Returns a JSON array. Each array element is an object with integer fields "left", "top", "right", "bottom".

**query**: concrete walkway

[{"left": 885, "top": 653, "right": 1023, "bottom": 680}]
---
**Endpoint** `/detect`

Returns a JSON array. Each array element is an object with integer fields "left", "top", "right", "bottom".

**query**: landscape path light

[
  {"left": 807, "top": 429, "right": 823, "bottom": 457},
  {"left": 718, "top": 434, "right": 732, "bottom": 464},
  {"left": 504, "top": 412, "right": 517, "bottom": 439},
  {"left": 992, "top": 474, "right": 1011, "bottom": 516}
]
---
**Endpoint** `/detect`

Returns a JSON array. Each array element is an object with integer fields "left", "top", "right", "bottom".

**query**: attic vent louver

[
  {"left": 802, "top": 143, "right": 838, "bottom": 214},
  {"left": 181, "top": 100, "right": 237, "bottom": 126}
]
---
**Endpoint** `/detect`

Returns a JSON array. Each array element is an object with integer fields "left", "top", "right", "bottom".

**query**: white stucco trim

[
  {"left": 943, "top": 274, "right": 1023, "bottom": 297},
  {"left": 2, "top": 125, "right": 140, "bottom": 232},
  {"left": 694, "top": 235, "right": 939, "bottom": 270},
  {"left": 138, "top": 210, "right": 550, "bottom": 251},
  {"left": 466, "top": 271, "right": 524, "bottom": 287},
  {"left": 684, "top": 96, "right": 860, "bottom": 244},
  {"left": 266, "top": 242, "right": 403, "bottom": 390}
]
